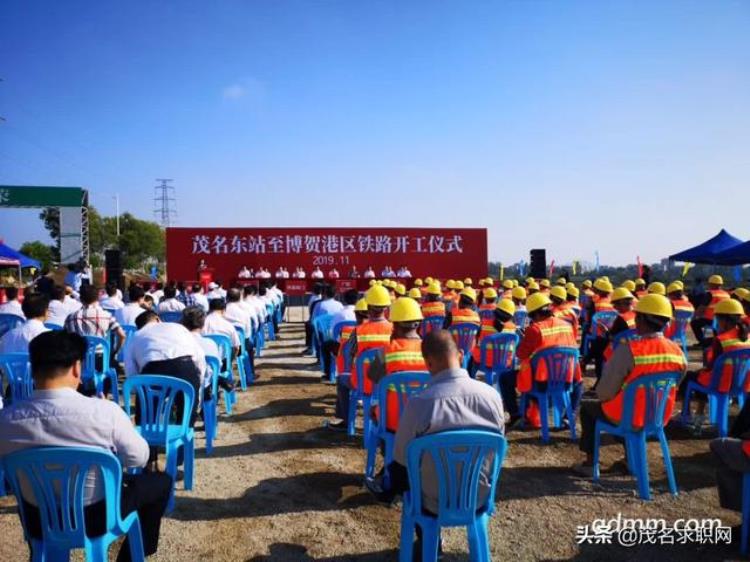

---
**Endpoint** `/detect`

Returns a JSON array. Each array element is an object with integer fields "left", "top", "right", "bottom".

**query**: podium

[{"left": 199, "top": 268, "right": 214, "bottom": 292}]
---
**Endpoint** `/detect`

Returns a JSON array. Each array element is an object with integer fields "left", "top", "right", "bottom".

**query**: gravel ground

[{"left": 0, "top": 318, "right": 745, "bottom": 561}]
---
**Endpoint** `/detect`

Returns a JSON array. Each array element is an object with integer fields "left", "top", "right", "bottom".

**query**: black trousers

[
  {"left": 691, "top": 318, "right": 712, "bottom": 347},
  {"left": 23, "top": 471, "right": 172, "bottom": 562},
  {"left": 322, "top": 340, "right": 339, "bottom": 378},
  {"left": 578, "top": 397, "right": 624, "bottom": 455},
  {"left": 305, "top": 321, "right": 313, "bottom": 348}
]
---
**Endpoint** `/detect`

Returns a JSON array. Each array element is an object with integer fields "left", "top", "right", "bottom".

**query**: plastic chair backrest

[
  {"left": 706, "top": 348, "right": 750, "bottom": 395},
  {"left": 671, "top": 309, "right": 693, "bottom": 337},
  {"left": 354, "top": 348, "right": 382, "bottom": 393},
  {"left": 205, "top": 355, "right": 220, "bottom": 396},
  {"left": 203, "top": 334, "right": 232, "bottom": 375},
  {"left": 376, "top": 371, "right": 430, "bottom": 426},
  {"left": 448, "top": 323, "right": 480, "bottom": 354},
  {"left": 44, "top": 322, "right": 64, "bottom": 331},
  {"left": 158, "top": 311, "right": 183, "bottom": 323},
  {"left": 612, "top": 329, "right": 638, "bottom": 351},
  {"left": 340, "top": 336, "right": 356, "bottom": 373},
  {"left": 420, "top": 316, "right": 445, "bottom": 335},
  {"left": 618, "top": 372, "right": 681, "bottom": 432},
  {"left": 332, "top": 321, "right": 357, "bottom": 342},
  {"left": 479, "top": 309, "right": 494, "bottom": 323},
  {"left": 123, "top": 375, "right": 195, "bottom": 444},
  {"left": 530, "top": 347, "right": 579, "bottom": 389},
  {"left": 0, "top": 314, "right": 24, "bottom": 337},
  {"left": 513, "top": 310, "right": 529, "bottom": 330},
  {"left": 234, "top": 325, "right": 248, "bottom": 356},
  {"left": 3, "top": 446, "right": 125, "bottom": 547},
  {"left": 591, "top": 311, "right": 618, "bottom": 335},
  {"left": 0, "top": 352, "right": 33, "bottom": 402},
  {"left": 102, "top": 307, "right": 117, "bottom": 317},
  {"left": 312, "top": 314, "right": 335, "bottom": 343},
  {"left": 83, "top": 335, "right": 111, "bottom": 380},
  {"left": 479, "top": 332, "right": 519, "bottom": 371},
  {"left": 405, "top": 430, "right": 507, "bottom": 525}
]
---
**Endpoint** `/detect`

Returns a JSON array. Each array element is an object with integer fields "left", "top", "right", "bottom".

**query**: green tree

[{"left": 19, "top": 240, "right": 57, "bottom": 270}]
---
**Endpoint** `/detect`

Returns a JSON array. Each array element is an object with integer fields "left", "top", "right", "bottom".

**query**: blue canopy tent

[
  {"left": 0, "top": 242, "right": 40, "bottom": 269},
  {"left": 668, "top": 229, "right": 744, "bottom": 264},
  {"left": 713, "top": 241, "right": 750, "bottom": 266}
]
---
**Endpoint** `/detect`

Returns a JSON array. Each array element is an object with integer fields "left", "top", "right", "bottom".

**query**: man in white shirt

[
  {"left": 224, "top": 288, "right": 257, "bottom": 374},
  {"left": 238, "top": 266, "right": 251, "bottom": 279},
  {"left": 274, "top": 267, "right": 285, "bottom": 279},
  {"left": 148, "top": 283, "right": 164, "bottom": 305},
  {"left": 0, "top": 330, "right": 171, "bottom": 560},
  {"left": 180, "top": 306, "right": 236, "bottom": 397},
  {"left": 99, "top": 283, "right": 124, "bottom": 311},
  {"left": 202, "top": 299, "right": 241, "bottom": 351},
  {"left": 313, "top": 284, "right": 344, "bottom": 319},
  {"left": 47, "top": 285, "right": 72, "bottom": 327},
  {"left": 311, "top": 266, "right": 324, "bottom": 279},
  {"left": 206, "top": 282, "right": 224, "bottom": 301},
  {"left": 242, "top": 285, "right": 265, "bottom": 331},
  {"left": 63, "top": 286, "right": 82, "bottom": 315},
  {"left": 294, "top": 267, "right": 307, "bottom": 279},
  {"left": 363, "top": 266, "right": 376, "bottom": 279},
  {"left": 116, "top": 285, "right": 148, "bottom": 327},
  {"left": 0, "top": 287, "right": 24, "bottom": 319},
  {"left": 0, "top": 293, "right": 50, "bottom": 354},
  {"left": 156, "top": 285, "right": 185, "bottom": 313},
  {"left": 328, "top": 268, "right": 340, "bottom": 279}
]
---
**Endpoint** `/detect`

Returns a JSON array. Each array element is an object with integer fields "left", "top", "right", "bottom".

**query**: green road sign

[{"left": 0, "top": 185, "right": 84, "bottom": 208}]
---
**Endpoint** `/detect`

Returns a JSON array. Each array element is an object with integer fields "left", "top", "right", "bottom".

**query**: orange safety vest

[
  {"left": 704, "top": 289, "right": 731, "bottom": 321},
  {"left": 382, "top": 338, "right": 428, "bottom": 432},
  {"left": 451, "top": 307, "right": 480, "bottom": 326},
  {"left": 517, "top": 317, "right": 580, "bottom": 392},
  {"left": 602, "top": 310, "right": 636, "bottom": 361},
  {"left": 697, "top": 326, "right": 750, "bottom": 391},
  {"left": 472, "top": 320, "right": 516, "bottom": 365},
  {"left": 671, "top": 296, "right": 695, "bottom": 314},
  {"left": 601, "top": 336, "right": 685, "bottom": 427},
  {"left": 335, "top": 323, "right": 357, "bottom": 374},
  {"left": 351, "top": 319, "right": 393, "bottom": 394},
  {"left": 594, "top": 296, "right": 615, "bottom": 313},
  {"left": 553, "top": 302, "right": 579, "bottom": 339},
  {"left": 421, "top": 300, "right": 446, "bottom": 318}
]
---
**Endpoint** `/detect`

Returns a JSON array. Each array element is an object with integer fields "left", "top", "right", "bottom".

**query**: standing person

[
  {"left": 0, "top": 330, "right": 172, "bottom": 562},
  {"left": 64, "top": 264, "right": 83, "bottom": 295},
  {"left": 0, "top": 293, "right": 50, "bottom": 354},
  {"left": 363, "top": 265, "right": 376, "bottom": 279},
  {"left": 313, "top": 284, "right": 343, "bottom": 319}
]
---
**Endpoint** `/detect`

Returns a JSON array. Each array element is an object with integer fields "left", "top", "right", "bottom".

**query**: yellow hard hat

[
  {"left": 425, "top": 276, "right": 434, "bottom": 284},
  {"left": 395, "top": 283, "right": 407, "bottom": 297},
  {"left": 622, "top": 280, "right": 636, "bottom": 292},
  {"left": 540, "top": 279, "right": 551, "bottom": 288},
  {"left": 485, "top": 277, "right": 495, "bottom": 286},
  {"left": 634, "top": 294, "right": 673, "bottom": 319},
  {"left": 567, "top": 286, "right": 580, "bottom": 298},
  {"left": 512, "top": 280, "right": 519, "bottom": 288},
  {"left": 414, "top": 278, "right": 423, "bottom": 287},
  {"left": 667, "top": 282, "right": 683, "bottom": 295},
  {"left": 455, "top": 280, "right": 465, "bottom": 290},
  {"left": 550, "top": 286, "right": 567, "bottom": 301},
  {"left": 733, "top": 287, "right": 750, "bottom": 301},
  {"left": 390, "top": 297, "right": 424, "bottom": 322},
  {"left": 478, "top": 279, "right": 486, "bottom": 287},
  {"left": 426, "top": 282, "right": 442, "bottom": 296},
  {"left": 647, "top": 282, "right": 666, "bottom": 296},
  {"left": 527, "top": 292, "right": 552, "bottom": 314},
  {"left": 446, "top": 279, "right": 456, "bottom": 290},
  {"left": 672, "top": 280, "right": 684, "bottom": 290},
  {"left": 709, "top": 274, "right": 724, "bottom": 286},
  {"left": 582, "top": 280, "right": 593, "bottom": 289},
  {"left": 375, "top": 280, "right": 384, "bottom": 286},
  {"left": 365, "top": 285, "right": 391, "bottom": 307},
  {"left": 556, "top": 277, "right": 567, "bottom": 286},
  {"left": 502, "top": 279, "right": 513, "bottom": 290},
  {"left": 512, "top": 286, "right": 527, "bottom": 300},
  {"left": 611, "top": 287, "right": 634, "bottom": 302},
  {"left": 368, "top": 279, "right": 377, "bottom": 287},
  {"left": 715, "top": 299, "right": 744, "bottom": 316},
  {"left": 355, "top": 298, "right": 368, "bottom": 312},
  {"left": 635, "top": 278, "right": 646, "bottom": 287},
  {"left": 602, "top": 276, "right": 610, "bottom": 282},
  {"left": 463, "top": 277, "right": 473, "bottom": 286},
  {"left": 408, "top": 287, "right": 422, "bottom": 299},
  {"left": 527, "top": 281, "right": 540, "bottom": 291},
  {"left": 594, "top": 278, "right": 614, "bottom": 293},
  {"left": 460, "top": 288, "right": 477, "bottom": 303},
  {"left": 496, "top": 298, "right": 516, "bottom": 316},
  {"left": 565, "top": 282, "right": 576, "bottom": 290},
  {"left": 525, "top": 277, "right": 535, "bottom": 285},
  {"left": 483, "top": 288, "right": 498, "bottom": 300}
]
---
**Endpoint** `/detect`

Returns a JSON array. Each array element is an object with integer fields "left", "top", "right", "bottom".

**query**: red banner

[{"left": 166, "top": 227, "right": 487, "bottom": 283}]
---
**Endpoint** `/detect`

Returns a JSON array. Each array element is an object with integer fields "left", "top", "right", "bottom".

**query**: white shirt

[
  {"left": 311, "top": 270, "right": 324, "bottom": 279},
  {"left": 294, "top": 271, "right": 306, "bottom": 278},
  {"left": 207, "top": 289, "right": 225, "bottom": 300},
  {"left": 115, "top": 303, "right": 146, "bottom": 327},
  {"left": 0, "top": 300, "right": 24, "bottom": 319},
  {"left": 225, "top": 302, "right": 252, "bottom": 335},
  {"left": 99, "top": 296, "right": 124, "bottom": 310},
  {"left": 238, "top": 269, "right": 251, "bottom": 279},
  {"left": 364, "top": 269, "right": 375, "bottom": 278},
  {"left": 398, "top": 269, "right": 412, "bottom": 278},
  {"left": 47, "top": 299, "right": 70, "bottom": 326},
  {"left": 157, "top": 298, "right": 186, "bottom": 313},
  {"left": 149, "top": 290, "right": 164, "bottom": 305},
  {"left": 124, "top": 322, "right": 206, "bottom": 379},
  {"left": 193, "top": 292, "right": 209, "bottom": 312},
  {"left": 244, "top": 296, "right": 266, "bottom": 326},
  {"left": 0, "top": 387, "right": 149, "bottom": 505},
  {"left": 0, "top": 319, "right": 49, "bottom": 353},
  {"left": 330, "top": 305, "right": 356, "bottom": 332},
  {"left": 64, "top": 296, "right": 82, "bottom": 315},
  {"left": 202, "top": 312, "right": 241, "bottom": 347},
  {"left": 193, "top": 332, "right": 219, "bottom": 387}
]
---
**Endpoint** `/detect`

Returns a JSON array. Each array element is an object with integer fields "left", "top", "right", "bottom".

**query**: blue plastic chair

[
  {"left": 420, "top": 316, "right": 445, "bottom": 336},
  {"left": 44, "top": 322, "right": 64, "bottom": 331},
  {"left": 312, "top": 314, "right": 335, "bottom": 370},
  {"left": 0, "top": 313, "right": 24, "bottom": 337},
  {"left": 0, "top": 352, "right": 33, "bottom": 403},
  {"left": 203, "top": 334, "right": 237, "bottom": 415},
  {"left": 365, "top": 371, "right": 430, "bottom": 487},
  {"left": 264, "top": 304, "right": 276, "bottom": 341},
  {"left": 329, "top": 321, "right": 357, "bottom": 383},
  {"left": 593, "top": 372, "right": 681, "bottom": 500},
  {"left": 518, "top": 347, "right": 580, "bottom": 443},
  {"left": 254, "top": 317, "right": 265, "bottom": 357},
  {"left": 448, "top": 323, "right": 480, "bottom": 370},
  {"left": 741, "top": 472, "right": 750, "bottom": 555},
  {"left": 473, "top": 332, "right": 519, "bottom": 386},
  {"left": 680, "top": 348, "right": 750, "bottom": 437},
  {"left": 83, "top": 335, "right": 119, "bottom": 403},
  {"left": 583, "top": 311, "right": 618, "bottom": 357},
  {"left": 400, "top": 430, "right": 507, "bottom": 562},
  {"left": 203, "top": 355, "right": 221, "bottom": 455},
  {"left": 123, "top": 375, "right": 195, "bottom": 512},
  {"left": 668, "top": 309, "right": 693, "bottom": 357},
  {"left": 348, "top": 348, "right": 382, "bottom": 437},
  {"left": 116, "top": 324, "right": 137, "bottom": 363},
  {"left": 233, "top": 325, "right": 252, "bottom": 389},
  {"left": 513, "top": 310, "right": 529, "bottom": 331},
  {"left": 478, "top": 308, "right": 494, "bottom": 323},
  {"left": 3, "top": 446, "right": 145, "bottom": 562},
  {"left": 158, "top": 311, "right": 183, "bottom": 323},
  {"left": 611, "top": 329, "right": 637, "bottom": 352}
]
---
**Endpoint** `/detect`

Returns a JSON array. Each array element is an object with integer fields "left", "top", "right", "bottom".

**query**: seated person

[
  {"left": 0, "top": 292, "right": 50, "bottom": 354},
  {"left": 157, "top": 285, "right": 186, "bottom": 313},
  {"left": 0, "top": 287, "right": 24, "bottom": 318}
]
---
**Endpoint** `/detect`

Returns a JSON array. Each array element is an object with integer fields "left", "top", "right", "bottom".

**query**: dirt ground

[{"left": 0, "top": 317, "right": 746, "bottom": 561}]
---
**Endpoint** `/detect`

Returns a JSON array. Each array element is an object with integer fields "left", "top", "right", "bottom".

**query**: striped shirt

[{"left": 64, "top": 304, "right": 121, "bottom": 337}]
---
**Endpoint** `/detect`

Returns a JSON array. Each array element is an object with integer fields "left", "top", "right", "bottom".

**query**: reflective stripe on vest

[
  {"left": 422, "top": 301, "right": 446, "bottom": 317},
  {"left": 452, "top": 308, "right": 480, "bottom": 325},
  {"left": 706, "top": 289, "right": 731, "bottom": 320},
  {"left": 351, "top": 320, "right": 393, "bottom": 393},
  {"left": 385, "top": 339, "right": 426, "bottom": 375},
  {"left": 620, "top": 310, "right": 636, "bottom": 329}
]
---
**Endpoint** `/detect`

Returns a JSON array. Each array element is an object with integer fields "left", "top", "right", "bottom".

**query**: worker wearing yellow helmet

[
  {"left": 567, "top": 286, "right": 581, "bottom": 317},
  {"left": 414, "top": 278, "right": 423, "bottom": 287},
  {"left": 550, "top": 286, "right": 579, "bottom": 339},
  {"left": 408, "top": 287, "right": 422, "bottom": 299},
  {"left": 442, "top": 279, "right": 457, "bottom": 310},
  {"left": 511, "top": 286, "right": 527, "bottom": 310},
  {"left": 501, "top": 279, "right": 514, "bottom": 299},
  {"left": 395, "top": 283, "right": 407, "bottom": 298},
  {"left": 517, "top": 292, "right": 582, "bottom": 428},
  {"left": 580, "top": 278, "right": 615, "bottom": 374},
  {"left": 480, "top": 288, "right": 498, "bottom": 312},
  {"left": 527, "top": 280, "right": 540, "bottom": 296},
  {"left": 600, "top": 288, "right": 637, "bottom": 368},
  {"left": 365, "top": 297, "right": 427, "bottom": 434},
  {"left": 472, "top": 298, "right": 518, "bottom": 403},
  {"left": 485, "top": 277, "right": 495, "bottom": 287},
  {"left": 448, "top": 288, "right": 480, "bottom": 328},
  {"left": 621, "top": 280, "right": 636, "bottom": 292},
  {"left": 332, "top": 294, "right": 371, "bottom": 382},
  {"left": 574, "top": 294, "right": 686, "bottom": 476},
  {"left": 464, "top": 277, "right": 473, "bottom": 287},
  {"left": 634, "top": 278, "right": 647, "bottom": 298},
  {"left": 663, "top": 282, "right": 695, "bottom": 341},
  {"left": 421, "top": 282, "right": 446, "bottom": 321},
  {"left": 556, "top": 277, "right": 567, "bottom": 287},
  {"left": 327, "top": 284, "right": 394, "bottom": 432},
  {"left": 539, "top": 279, "right": 551, "bottom": 293},
  {"left": 647, "top": 282, "right": 666, "bottom": 296},
  {"left": 692, "top": 274, "right": 731, "bottom": 347}
]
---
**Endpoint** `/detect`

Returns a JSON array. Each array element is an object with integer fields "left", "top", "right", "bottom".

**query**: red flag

[
  {"left": 549, "top": 260, "right": 556, "bottom": 278},
  {"left": 637, "top": 256, "right": 643, "bottom": 278}
]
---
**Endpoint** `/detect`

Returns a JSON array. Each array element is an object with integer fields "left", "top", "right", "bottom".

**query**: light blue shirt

[{"left": 314, "top": 298, "right": 344, "bottom": 319}]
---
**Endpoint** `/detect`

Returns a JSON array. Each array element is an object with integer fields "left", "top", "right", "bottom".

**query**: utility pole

[
  {"left": 153, "top": 179, "right": 177, "bottom": 227},
  {"left": 113, "top": 194, "right": 120, "bottom": 237}
]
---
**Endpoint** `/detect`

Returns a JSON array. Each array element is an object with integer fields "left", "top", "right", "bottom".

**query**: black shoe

[
  {"left": 505, "top": 414, "right": 523, "bottom": 431},
  {"left": 175, "top": 469, "right": 184, "bottom": 483},
  {"left": 218, "top": 379, "right": 235, "bottom": 392},
  {"left": 326, "top": 419, "right": 347, "bottom": 432},
  {"left": 364, "top": 477, "right": 396, "bottom": 505}
]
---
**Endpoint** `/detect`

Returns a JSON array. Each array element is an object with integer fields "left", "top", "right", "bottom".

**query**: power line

[{"left": 154, "top": 179, "right": 177, "bottom": 227}]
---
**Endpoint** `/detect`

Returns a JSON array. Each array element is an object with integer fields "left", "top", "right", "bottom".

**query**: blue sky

[{"left": 1, "top": 1, "right": 749, "bottom": 265}]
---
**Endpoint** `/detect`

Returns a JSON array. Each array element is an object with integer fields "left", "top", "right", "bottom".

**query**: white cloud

[{"left": 222, "top": 83, "right": 247, "bottom": 100}]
